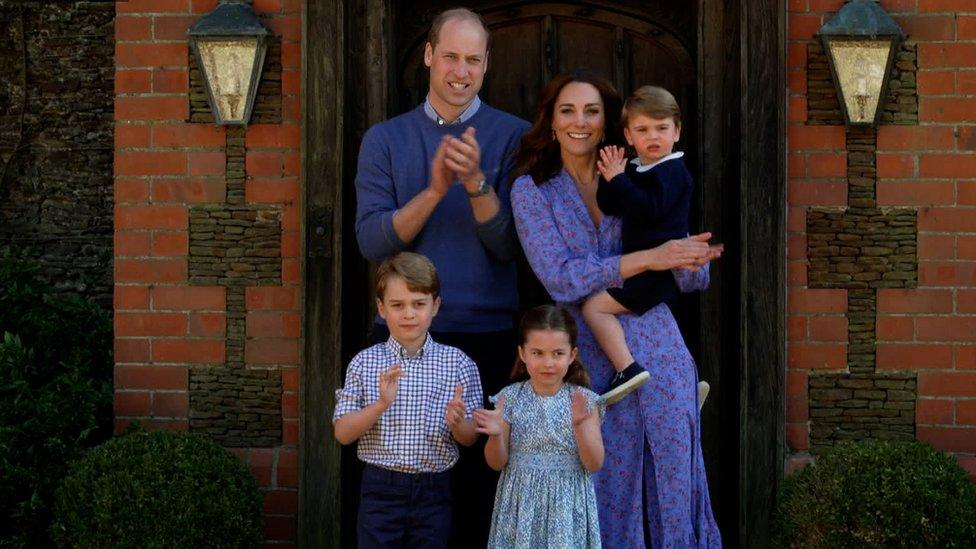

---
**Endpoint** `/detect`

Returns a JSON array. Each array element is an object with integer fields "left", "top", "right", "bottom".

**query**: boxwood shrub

[
  {"left": 0, "top": 249, "right": 113, "bottom": 546},
  {"left": 773, "top": 440, "right": 976, "bottom": 548},
  {"left": 52, "top": 428, "right": 264, "bottom": 548}
]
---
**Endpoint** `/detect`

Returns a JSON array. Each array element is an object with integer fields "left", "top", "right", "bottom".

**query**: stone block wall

[
  {"left": 787, "top": 0, "right": 976, "bottom": 478},
  {"left": 0, "top": 1, "right": 115, "bottom": 306},
  {"left": 808, "top": 372, "right": 917, "bottom": 445}
]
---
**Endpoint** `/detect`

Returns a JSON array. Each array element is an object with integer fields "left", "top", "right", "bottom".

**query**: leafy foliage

[
  {"left": 0, "top": 249, "right": 113, "bottom": 547},
  {"left": 773, "top": 440, "right": 976, "bottom": 548},
  {"left": 52, "top": 428, "right": 264, "bottom": 548}
]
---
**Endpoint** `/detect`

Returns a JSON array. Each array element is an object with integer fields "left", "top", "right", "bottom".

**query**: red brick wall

[
  {"left": 787, "top": 0, "right": 976, "bottom": 479},
  {"left": 113, "top": 0, "right": 302, "bottom": 544}
]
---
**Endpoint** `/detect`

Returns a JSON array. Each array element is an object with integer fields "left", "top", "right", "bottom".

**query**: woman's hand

[
  {"left": 645, "top": 233, "right": 723, "bottom": 271},
  {"left": 596, "top": 145, "right": 627, "bottom": 181},
  {"left": 473, "top": 397, "right": 507, "bottom": 436}
]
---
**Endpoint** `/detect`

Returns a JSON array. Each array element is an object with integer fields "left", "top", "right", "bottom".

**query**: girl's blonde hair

[{"left": 510, "top": 305, "right": 591, "bottom": 388}]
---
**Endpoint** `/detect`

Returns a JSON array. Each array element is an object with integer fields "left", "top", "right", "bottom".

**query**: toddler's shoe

[{"left": 600, "top": 363, "right": 650, "bottom": 405}]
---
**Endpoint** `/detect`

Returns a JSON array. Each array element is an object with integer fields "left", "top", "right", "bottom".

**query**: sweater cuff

[
  {"left": 473, "top": 208, "right": 516, "bottom": 261},
  {"left": 474, "top": 206, "right": 507, "bottom": 235},
  {"left": 610, "top": 173, "right": 630, "bottom": 186},
  {"left": 382, "top": 210, "right": 406, "bottom": 252}
]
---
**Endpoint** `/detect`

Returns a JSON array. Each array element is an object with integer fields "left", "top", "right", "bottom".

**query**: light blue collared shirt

[{"left": 423, "top": 94, "right": 482, "bottom": 126}]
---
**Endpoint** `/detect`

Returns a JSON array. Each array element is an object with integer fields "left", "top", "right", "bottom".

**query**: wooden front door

[
  {"left": 395, "top": 0, "right": 731, "bottom": 535},
  {"left": 305, "top": 1, "right": 786, "bottom": 547}
]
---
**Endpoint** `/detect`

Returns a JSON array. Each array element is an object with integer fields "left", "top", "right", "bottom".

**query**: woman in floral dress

[{"left": 510, "top": 70, "right": 723, "bottom": 547}]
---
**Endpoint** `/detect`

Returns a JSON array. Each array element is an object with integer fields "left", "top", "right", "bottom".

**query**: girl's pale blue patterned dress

[
  {"left": 511, "top": 171, "right": 722, "bottom": 548},
  {"left": 487, "top": 381, "right": 602, "bottom": 549}
]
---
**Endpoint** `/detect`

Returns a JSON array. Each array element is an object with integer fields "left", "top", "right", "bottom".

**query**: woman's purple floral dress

[{"left": 511, "top": 171, "right": 722, "bottom": 548}]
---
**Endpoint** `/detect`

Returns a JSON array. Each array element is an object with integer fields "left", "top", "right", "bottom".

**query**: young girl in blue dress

[{"left": 473, "top": 305, "right": 604, "bottom": 548}]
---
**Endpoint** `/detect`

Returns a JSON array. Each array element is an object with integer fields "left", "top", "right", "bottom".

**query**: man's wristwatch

[{"left": 465, "top": 178, "right": 491, "bottom": 198}]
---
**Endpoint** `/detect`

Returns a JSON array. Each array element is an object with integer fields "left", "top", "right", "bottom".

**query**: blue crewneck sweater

[
  {"left": 596, "top": 155, "right": 693, "bottom": 251},
  {"left": 355, "top": 103, "right": 529, "bottom": 332}
]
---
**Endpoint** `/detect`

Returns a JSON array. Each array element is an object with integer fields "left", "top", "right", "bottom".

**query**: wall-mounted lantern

[
  {"left": 818, "top": 0, "right": 904, "bottom": 126},
  {"left": 187, "top": 0, "right": 269, "bottom": 125}
]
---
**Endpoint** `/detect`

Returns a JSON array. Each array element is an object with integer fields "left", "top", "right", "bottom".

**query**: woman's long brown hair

[
  {"left": 510, "top": 305, "right": 592, "bottom": 388},
  {"left": 513, "top": 69, "right": 624, "bottom": 185}
]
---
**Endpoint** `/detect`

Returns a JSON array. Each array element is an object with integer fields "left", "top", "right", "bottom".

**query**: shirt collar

[
  {"left": 631, "top": 151, "right": 684, "bottom": 173},
  {"left": 385, "top": 333, "right": 434, "bottom": 361},
  {"left": 423, "top": 94, "right": 481, "bottom": 126}
]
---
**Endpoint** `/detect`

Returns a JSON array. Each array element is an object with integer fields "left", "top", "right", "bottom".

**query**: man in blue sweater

[{"left": 353, "top": 7, "right": 529, "bottom": 547}]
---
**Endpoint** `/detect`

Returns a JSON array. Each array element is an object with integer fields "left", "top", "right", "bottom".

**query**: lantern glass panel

[
  {"left": 197, "top": 37, "right": 260, "bottom": 123},
  {"left": 827, "top": 39, "right": 892, "bottom": 125}
]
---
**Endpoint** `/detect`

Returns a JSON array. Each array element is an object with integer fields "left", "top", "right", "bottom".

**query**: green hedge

[
  {"left": 52, "top": 428, "right": 264, "bottom": 548},
  {"left": 0, "top": 249, "right": 113, "bottom": 547},
  {"left": 773, "top": 440, "right": 976, "bottom": 548}
]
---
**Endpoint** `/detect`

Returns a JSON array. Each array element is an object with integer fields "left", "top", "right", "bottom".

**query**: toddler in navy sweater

[{"left": 585, "top": 86, "right": 701, "bottom": 405}]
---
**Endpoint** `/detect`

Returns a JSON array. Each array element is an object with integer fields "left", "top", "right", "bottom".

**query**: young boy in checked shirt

[{"left": 333, "top": 252, "right": 483, "bottom": 548}]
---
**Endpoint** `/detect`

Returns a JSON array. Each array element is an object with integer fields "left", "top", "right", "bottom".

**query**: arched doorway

[
  {"left": 397, "top": 5, "right": 695, "bottom": 128},
  {"left": 304, "top": 1, "right": 786, "bottom": 546},
  {"left": 345, "top": 1, "right": 724, "bottom": 544}
]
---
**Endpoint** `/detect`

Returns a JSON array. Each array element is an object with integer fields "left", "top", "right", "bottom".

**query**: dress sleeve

[
  {"left": 332, "top": 356, "right": 366, "bottom": 422},
  {"left": 489, "top": 383, "right": 519, "bottom": 424},
  {"left": 511, "top": 176, "right": 624, "bottom": 303},
  {"left": 672, "top": 263, "right": 710, "bottom": 293},
  {"left": 354, "top": 125, "right": 407, "bottom": 262},
  {"left": 578, "top": 387, "right": 606, "bottom": 422}
]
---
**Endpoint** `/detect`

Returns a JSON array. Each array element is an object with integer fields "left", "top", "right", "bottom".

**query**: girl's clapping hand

[
  {"left": 571, "top": 391, "right": 593, "bottom": 427},
  {"left": 472, "top": 396, "right": 507, "bottom": 436}
]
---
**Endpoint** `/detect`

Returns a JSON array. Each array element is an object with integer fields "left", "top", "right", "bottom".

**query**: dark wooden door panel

[
  {"left": 554, "top": 18, "right": 617, "bottom": 80},
  {"left": 481, "top": 19, "right": 544, "bottom": 120},
  {"left": 627, "top": 30, "right": 693, "bottom": 108},
  {"left": 329, "top": 2, "right": 786, "bottom": 547},
  {"left": 310, "top": 2, "right": 788, "bottom": 548},
  {"left": 399, "top": 5, "right": 695, "bottom": 125}
]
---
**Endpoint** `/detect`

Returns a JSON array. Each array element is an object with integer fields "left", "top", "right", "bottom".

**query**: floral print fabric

[
  {"left": 511, "top": 171, "right": 722, "bottom": 548},
  {"left": 487, "top": 382, "right": 602, "bottom": 548}
]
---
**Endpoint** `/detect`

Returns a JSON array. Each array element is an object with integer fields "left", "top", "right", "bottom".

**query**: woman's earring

[{"left": 551, "top": 130, "right": 556, "bottom": 141}]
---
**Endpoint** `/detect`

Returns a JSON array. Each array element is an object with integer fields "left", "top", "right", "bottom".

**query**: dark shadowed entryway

[{"left": 303, "top": 1, "right": 785, "bottom": 547}]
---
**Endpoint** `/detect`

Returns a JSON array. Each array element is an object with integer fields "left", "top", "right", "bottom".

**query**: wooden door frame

[
  {"left": 300, "top": 1, "right": 344, "bottom": 548},
  {"left": 300, "top": 1, "right": 785, "bottom": 547}
]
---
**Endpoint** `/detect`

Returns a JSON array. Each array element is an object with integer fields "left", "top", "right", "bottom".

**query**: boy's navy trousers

[{"left": 357, "top": 463, "right": 452, "bottom": 548}]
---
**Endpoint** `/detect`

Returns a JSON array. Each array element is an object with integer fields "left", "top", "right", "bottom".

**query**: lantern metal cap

[
  {"left": 818, "top": 0, "right": 904, "bottom": 39},
  {"left": 187, "top": 0, "right": 269, "bottom": 38}
]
